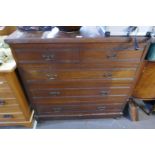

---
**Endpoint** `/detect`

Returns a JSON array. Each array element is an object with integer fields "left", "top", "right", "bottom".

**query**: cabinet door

[{"left": 133, "top": 62, "right": 155, "bottom": 99}]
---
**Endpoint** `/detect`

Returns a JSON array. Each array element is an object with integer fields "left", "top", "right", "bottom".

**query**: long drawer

[
  {"left": 14, "top": 42, "right": 145, "bottom": 63},
  {"left": 21, "top": 68, "right": 136, "bottom": 81},
  {"left": 18, "top": 62, "right": 139, "bottom": 70},
  {"left": 30, "top": 87, "right": 130, "bottom": 98},
  {"left": 15, "top": 49, "right": 143, "bottom": 63},
  {"left": 27, "top": 80, "right": 133, "bottom": 89},
  {"left": 32, "top": 96, "right": 127, "bottom": 104},
  {"left": 36, "top": 103, "right": 124, "bottom": 115}
]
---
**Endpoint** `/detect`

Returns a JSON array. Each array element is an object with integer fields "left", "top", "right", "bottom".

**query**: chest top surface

[{"left": 5, "top": 27, "right": 149, "bottom": 44}]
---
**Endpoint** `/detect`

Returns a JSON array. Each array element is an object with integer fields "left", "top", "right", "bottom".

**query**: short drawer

[
  {"left": 36, "top": 103, "right": 123, "bottom": 115},
  {"left": 22, "top": 69, "right": 136, "bottom": 81},
  {"left": 0, "top": 98, "right": 18, "bottom": 106},
  {"left": 32, "top": 96, "right": 127, "bottom": 104},
  {"left": 0, "top": 80, "right": 10, "bottom": 89},
  {"left": 80, "top": 50, "right": 143, "bottom": 62},
  {"left": 0, "top": 76, "right": 6, "bottom": 81},
  {"left": 15, "top": 47, "right": 80, "bottom": 63},
  {"left": 0, "top": 113, "right": 25, "bottom": 122},
  {"left": 79, "top": 42, "right": 145, "bottom": 62},
  {"left": 30, "top": 87, "right": 130, "bottom": 98},
  {"left": 0, "top": 105, "right": 21, "bottom": 114},
  {"left": 0, "top": 89, "right": 15, "bottom": 98}
]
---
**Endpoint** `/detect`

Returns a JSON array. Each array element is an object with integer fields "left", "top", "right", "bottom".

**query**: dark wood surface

[
  {"left": 5, "top": 27, "right": 150, "bottom": 120},
  {"left": 5, "top": 28, "right": 149, "bottom": 44}
]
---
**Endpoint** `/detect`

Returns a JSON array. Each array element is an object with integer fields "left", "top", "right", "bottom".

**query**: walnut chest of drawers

[
  {"left": 0, "top": 61, "right": 34, "bottom": 127},
  {"left": 5, "top": 29, "right": 149, "bottom": 120}
]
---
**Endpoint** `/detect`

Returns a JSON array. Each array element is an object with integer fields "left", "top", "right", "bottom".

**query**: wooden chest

[
  {"left": 5, "top": 29, "right": 149, "bottom": 120},
  {"left": 132, "top": 37, "right": 155, "bottom": 100},
  {"left": 0, "top": 61, "right": 34, "bottom": 127}
]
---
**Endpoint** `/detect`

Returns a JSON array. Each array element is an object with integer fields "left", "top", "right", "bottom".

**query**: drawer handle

[
  {"left": 103, "top": 72, "right": 112, "bottom": 78},
  {"left": 52, "top": 107, "right": 63, "bottom": 112},
  {"left": 0, "top": 99, "right": 5, "bottom": 106},
  {"left": 0, "top": 81, "right": 4, "bottom": 85},
  {"left": 49, "top": 91, "right": 61, "bottom": 96},
  {"left": 100, "top": 90, "right": 109, "bottom": 96},
  {"left": 3, "top": 114, "right": 13, "bottom": 118},
  {"left": 106, "top": 53, "right": 117, "bottom": 59},
  {"left": 46, "top": 73, "right": 57, "bottom": 80},
  {"left": 42, "top": 54, "right": 55, "bottom": 61},
  {"left": 96, "top": 106, "right": 106, "bottom": 111}
]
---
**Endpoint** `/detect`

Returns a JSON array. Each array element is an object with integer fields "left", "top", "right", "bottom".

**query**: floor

[
  {"left": 1, "top": 107, "right": 155, "bottom": 129},
  {"left": 37, "top": 109, "right": 155, "bottom": 129}
]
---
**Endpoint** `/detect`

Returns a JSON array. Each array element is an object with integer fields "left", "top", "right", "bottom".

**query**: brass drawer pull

[
  {"left": 3, "top": 114, "right": 13, "bottom": 118},
  {"left": 46, "top": 73, "right": 57, "bottom": 80},
  {"left": 103, "top": 72, "right": 112, "bottom": 78},
  {"left": 106, "top": 53, "right": 117, "bottom": 59},
  {"left": 0, "top": 99, "right": 5, "bottom": 106},
  {"left": 96, "top": 106, "right": 106, "bottom": 111},
  {"left": 100, "top": 90, "right": 109, "bottom": 96},
  {"left": 0, "top": 81, "right": 4, "bottom": 85},
  {"left": 49, "top": 91, "right": 61, "bottom": 96},
  {"left": 42, "top": 54, "right": 55, "bottom": 61},
  {"left": 52, "top": 107, "right": 63, "bottom": 112}
]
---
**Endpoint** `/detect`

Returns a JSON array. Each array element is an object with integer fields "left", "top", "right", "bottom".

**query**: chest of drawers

[
  {"left": 5, "top": 30, "right": 149, "bottom": 120},
  {"left": 0, "top": 61, "right": 34, "bottom": 127}
]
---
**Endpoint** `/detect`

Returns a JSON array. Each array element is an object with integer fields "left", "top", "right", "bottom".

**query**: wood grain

[
  {"left": 133, "top": 61, "right": 155, "bottom": 99},
  {"left": 5, "top": 29, "right": 149, "bottom": 120}
]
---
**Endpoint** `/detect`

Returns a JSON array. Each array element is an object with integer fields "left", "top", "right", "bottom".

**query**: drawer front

[
  {"left": 15, "top": 48, "right": 80, "bottom": 63},
  {"left": 18, "top": 61, "right": 139, "bottom": 70},
  {"left": 0, "top": 89, "right": 15, "bottom": 98},
  {"left": 0, "top": 98, "right": 18, "bottom": 106},
  {"left": 0, "top": 105, "right": 21, "bottom": 114},
  {"left": 0, "top": 81, "right": 10, "bottom": 89},
  {"left": 36, "top": 103, "right": 123, "bottom": 115},
  {"left": 27, "top": 80, "right": 133, "bottom": 89},
  {"left": 22, "top": 69, "right": 136, "bottom": 81},
  {"left": 80, "top": 50, "right": 143, "bottom": 62},
  {"left": 14, "top": 42, "right": 145, "bottom": 63},
  {"left": 30, "top": 87, "right": 130, "bottom": 98},
  {"left": 0, "top": 114, "right": 25, "bottom": 122},
  {"left": 32, "top": 96, "right": 127, "bottom": 104},
  {"left": 0, "top": 76, "right": 6, "bottom": 81}
]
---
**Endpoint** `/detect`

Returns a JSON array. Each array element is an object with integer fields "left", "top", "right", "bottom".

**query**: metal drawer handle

[
  {"left": 53, "top": 107, "right": 63, "bottom": 112},
  {"left": 100, "top": 90, "right": 109, "bottom": 96},
  {"left": 49, "top": 91, "right": 61, "bottom": 96},
  {"left": 0, "top": 99, "right": 5, "bottom": 106},
  {"left": 0, "top": 81, "right": 4, "bottom": 85},
  {"left": 42, "top": 54, "right": 55, "bottom": 61},
  {"left": 46, "top": 73, "right": 57, "bottom": 80},
  {"left": 103, "top": 72, "right": 112, "bottom": 78},
  {"left": 106, "top": 53, "right": 117, "bottom": 59},
  {"left": 3, "top": 114, "right": 13, "bottom": 118},
  {"left": 96, "top": 106, "right": 106, "bottom": 111}
]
